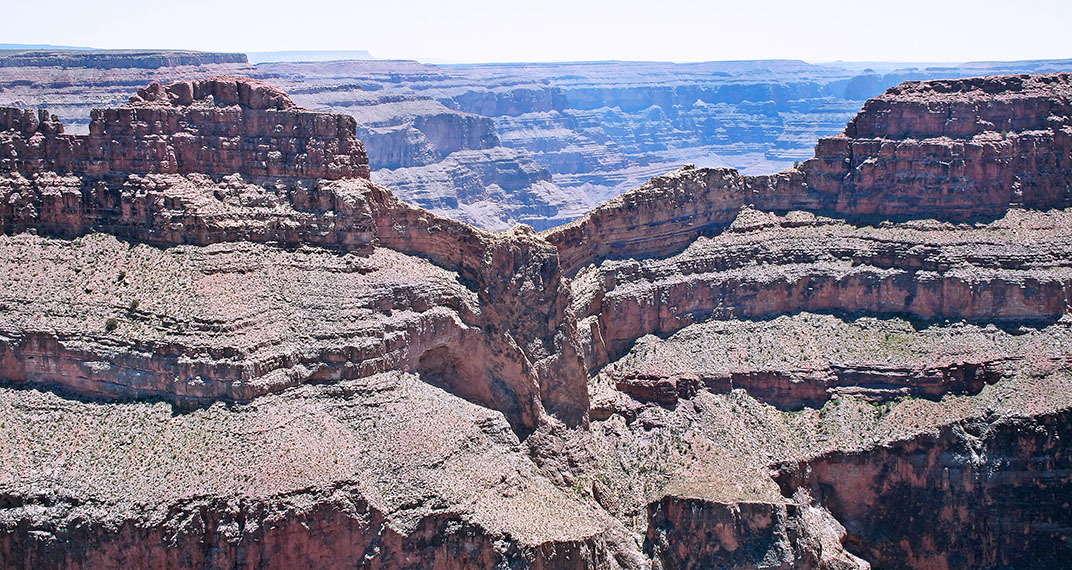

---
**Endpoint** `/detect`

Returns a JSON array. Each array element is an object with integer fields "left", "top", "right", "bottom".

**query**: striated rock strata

[
  {"left": 546, "top": 73, "right": 1072, "bottom": 274},
  {"left": 1, "top": 74, "right": 1072, "bottom": 569},
  {"left": 0, "top": 76, "right": 369, "bottom": 182}
]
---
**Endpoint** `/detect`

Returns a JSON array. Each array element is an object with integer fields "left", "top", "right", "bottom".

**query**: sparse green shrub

[
  {"left": 105, "top": 318, "right": 118, "bottom": 332},
  {"left": 128, "top": 299, "right": 140, "bottom": 312}
]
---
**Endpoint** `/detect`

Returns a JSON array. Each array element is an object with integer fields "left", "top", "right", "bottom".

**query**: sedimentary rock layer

[
  {"left": 0, "top": 78, "right": 587, "bottom": 436},
  {"left": 0, "top": 77, "right": 369, "bottom": 182},
  {"left": 571, "top": 208, "right": 1072, "bottom": 373},
  {"left": 545, "top": 73, "right": 1072, "bottom": 274},
  {"left": 775, "top": 409, "right": 1072, "bottom": 569},
  {"left": 1, "top": 73, "right": 1071, "bottom": 569}
]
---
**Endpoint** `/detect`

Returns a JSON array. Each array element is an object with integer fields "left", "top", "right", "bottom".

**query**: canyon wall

[
  {"left": 775, "top": 409, "right": 1072, "bottom": 569},
  {"left": 0, "top": 77, "right": 369, "bottom": 181},
  {"left": 546, "top": 73, "right": 1072, "bottom": 274},
  {"left": 1, "top": 73, "right": 1071, "bottom": 569},
  {"left": 571, "top": 73, "right": 1072, "bottom": 570},
  {"left": 0, "top": 77, "right": 587, "bottom": 436}
]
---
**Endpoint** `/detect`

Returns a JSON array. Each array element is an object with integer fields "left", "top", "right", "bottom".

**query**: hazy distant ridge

[
  {"left": 0, "top": 49, "right": 248, "bottom": 69},
  {"left": 247, "top": 50, "right": 375, "bottom": 64}
]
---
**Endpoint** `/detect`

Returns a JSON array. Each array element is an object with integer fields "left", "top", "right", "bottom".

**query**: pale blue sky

[{"left": 4, "top": 0, "right": 1069, "bottom": 63}]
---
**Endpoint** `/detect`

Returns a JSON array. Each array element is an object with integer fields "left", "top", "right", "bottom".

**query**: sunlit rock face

[{"left": 1, "top": 73, "right": 1071, "bottom": 569}]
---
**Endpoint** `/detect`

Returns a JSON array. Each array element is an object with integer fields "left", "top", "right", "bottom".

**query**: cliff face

[
  {"left": 775, "top": 409, "right": 1072, "bottom": 569},
  {"left": 806, "top": 74, "right": 1072, "bottom": 218},
  {"left": 546, "top": 73, "right": 1072, "bottom": 274},
  {"left": 2, "top": 74, "right": 1072, "bottom": 569},
  {"left": 0, "top": 77, "right": 586, "bottom": 438},
  {"left": 0, "top": 77, "right": 369, "bottom": 182}
]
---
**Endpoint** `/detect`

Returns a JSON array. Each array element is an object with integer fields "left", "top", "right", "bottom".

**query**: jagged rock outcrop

[
  {"left": 0, "top": 77, "right": 586, "bottom": 437},
  {"left": 0, "top": 76, "right": 369, "bottom": 182}
]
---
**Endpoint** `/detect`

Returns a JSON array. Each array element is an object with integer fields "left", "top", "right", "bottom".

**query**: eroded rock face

[
  {"left": 0, "top": 77, "right": 587, "bottom": 437},
  {"left": 774, "top": 410, "right": 1072, "bottom": 569},
  {"left": 806, "top": 74, "right": 1072, "bottom": 218},
  {"left": 1, "top": 74, "right": 1072, "bottom": 569},
  {"left": 0, "top": 76, "right": 369, "bottom": 181},
  {"left": 559, "top": 74, "right": 1072, "bottom": 570},
  {"left": 570, "top": 208, "right": 1072, "bottom": 374},
  {"left": 645, "top": 497, "right": 868, "bottom": 570},
  {"left": 546, "top": 73, "right": 1072, "bottom": 274},
  {"left": 0, "top": 372, "right": 629, "bottom": 569}
]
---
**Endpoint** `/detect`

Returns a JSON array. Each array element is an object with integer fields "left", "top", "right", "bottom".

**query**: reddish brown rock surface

[
  {"left": 1, "top": 74, "right": 1072, "bottom": 569},
  {"left": 0, "top": 76, "right": 369, "bottom": 182},
  {"left": 774, "top": 409, "right": 1072, "bottom": 569},
  {"left": 0, "top": 77, "right": 587, "bottom": 438},
  {"left": 546, "top": 73, "right": 1072, "bottom": 274}
]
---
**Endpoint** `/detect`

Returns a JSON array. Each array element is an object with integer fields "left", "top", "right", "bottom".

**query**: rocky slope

[
  {"left": 554, "top": 72, "right": 1072, "bottom": 570},
  {"left": 0, "top": 73, "right": 1071, "bottom": 569},
  {"left": 0, "top": 76, "right": 587, "bottom": 435}
]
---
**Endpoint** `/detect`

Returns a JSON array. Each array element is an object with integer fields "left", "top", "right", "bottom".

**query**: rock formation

[
  {"left": 0, "top": 77, "right": 586, "bottom": 437},
  {"left": 1, "top": 73, "right": 1071, "bottom": 569},
  {"left": 8, "top": 55, "right": 1069, "bottom": 231},
  {"left": 0, "top": 76, "right": 369, "bottom": 182}
]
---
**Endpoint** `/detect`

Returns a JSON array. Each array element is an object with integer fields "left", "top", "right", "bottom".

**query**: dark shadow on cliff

[{"left": 0, "top": 376, "right": 248, "bottom": 416}]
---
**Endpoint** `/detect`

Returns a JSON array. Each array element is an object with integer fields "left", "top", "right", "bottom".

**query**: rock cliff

[
  {"left": 0, "top": 77, "right": 369, "bottom": 182},
  {"left": 1, "top": 74, "right": 1071, "bottom": 569},
  {"left": 774, "top": 409, "right": 1072, "bottom": 569},
  {"left": 546, "top": 73, "right": 1072, "bottom": 273},
  {"left": 0, "top": 77, "right": 586, "bottom": 438}
]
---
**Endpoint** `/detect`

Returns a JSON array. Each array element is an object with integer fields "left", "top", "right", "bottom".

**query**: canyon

[
  {"left": 3, "top": 51, "right": 1071, "bottom": 229},
  {"left": 0, "top": 66, "right": 1069, "bottom": 569}
]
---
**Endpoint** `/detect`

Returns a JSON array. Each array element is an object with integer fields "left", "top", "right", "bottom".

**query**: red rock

[
  {"left": 0, "top": 76, "right": 369, "bottom": 181},
  {"left": 2, "top": 73, "right": 1072, "bottom": 570},
  {"left": 546, "top": 73, "right": 1072, "bottom": 275}
]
